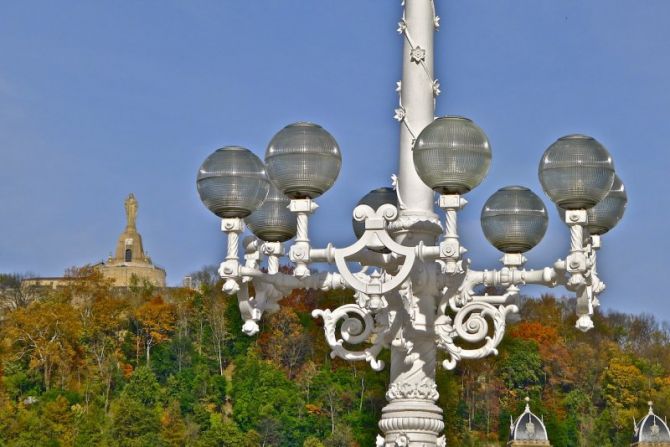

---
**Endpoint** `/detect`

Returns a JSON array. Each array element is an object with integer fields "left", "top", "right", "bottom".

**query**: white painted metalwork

[{"left": 201, "top": 1, "right": 624, "bottom": 445}]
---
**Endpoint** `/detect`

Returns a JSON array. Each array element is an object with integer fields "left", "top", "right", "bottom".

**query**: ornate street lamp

[{"left": 196, "top": 2, "right": 627, "bottom": 445}]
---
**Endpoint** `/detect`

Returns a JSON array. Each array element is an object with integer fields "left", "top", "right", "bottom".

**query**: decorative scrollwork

[
  {"left": 435, "top": 302, "right": 518, "bottom": 370},
  {"left": 334, "top": 204, "right": 418, "bottom": 299},
  {"left": 312, "top": 304, "right": 387, "bottom": 371}
]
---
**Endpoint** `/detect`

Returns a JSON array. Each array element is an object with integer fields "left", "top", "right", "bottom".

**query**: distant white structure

[
  {"left": 508, "top": 397, "right": 551, "bottom": 446},
  {"left": 182, "top": 276, "right": 194, "bottom": 289},
  {"left": 632, "top": 402, "right": 670, "bottom": 446}
]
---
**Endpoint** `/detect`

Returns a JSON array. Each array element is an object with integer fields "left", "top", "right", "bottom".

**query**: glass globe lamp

[
  {"left": 538, "top": 134, "right": 615, "bottom": 210},
  {"left": 265, "top": 122, "right": 342, "bottom": 199},
  {"left": 557, "top": 175, "right": 627, "bottom": 235},
  {"left": 413, "top": 116, "right": 492, "bottom": 194},
  {"left": 245, "top": 182, "right": 297, "bottom": 242},
  {"left": 481, "top": 186, "right": 548, "bottom": 253},
  {"left": 196, "top": 146, "right": 270, "bottom": 218},
  {"left": 352, "top": 187, "right": 398, "bottom": 240}
]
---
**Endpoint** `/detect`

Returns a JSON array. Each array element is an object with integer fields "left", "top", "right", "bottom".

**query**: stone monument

[{"left": 98, "top": 194, "right": 166, "bottom": 287}]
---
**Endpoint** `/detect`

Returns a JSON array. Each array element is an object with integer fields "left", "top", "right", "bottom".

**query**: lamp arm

[
  {"left": 435, "top": 260, "right": 566, "bottom": 370},
  {"left": 238, "top": 267, "right": 348, "bottom": 291},
  {"left": 447, "top": 264, "right": 563, "bottom": 306}
]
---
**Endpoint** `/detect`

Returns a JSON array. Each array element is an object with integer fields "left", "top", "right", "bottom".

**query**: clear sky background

[{"left": 1, "top": 1, "right": 668, "bottom": 321}]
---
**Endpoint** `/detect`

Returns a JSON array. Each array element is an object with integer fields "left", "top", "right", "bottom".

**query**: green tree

[
  {"left": 323, "top": 424, "right": 356, "bottom": 447},
  {"left": 498, "top": 338, "right": 544, "bottom": 393},
  {"left": 123, "top": 366, "right": 161, "bottom": 406},
  {"left": 303, "top": 436, "right": 326, "bottom": 447},
  {"left": 160, "top": 401, "right": 189, "bottom": 447},
  {"left": 110, "top": 396, "right": 162, "bottom": 447},
  {"left": 232, "top": 348, "right": 314, "bottom": 445},
  {"left": 197, "top": 413, "right": 260, "bottom": 447}
]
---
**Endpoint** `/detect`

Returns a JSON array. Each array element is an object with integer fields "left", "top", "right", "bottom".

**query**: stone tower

[
  {"left": 508, "top": 398, "right": 551, "bottom": 446},
  {"left": 631, "top": 402, "right": 670, "bottom": 446},
  {"left": 98, "top": 194, "right": 166, "bottom": 287}
]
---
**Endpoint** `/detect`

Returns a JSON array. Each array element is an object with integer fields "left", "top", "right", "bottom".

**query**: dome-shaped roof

[
  {"left": 509, "top": 398, "right": 550, "bottom": 442},
  {"left": 632, "top": 402, "right": 670, "bottom": 443}
]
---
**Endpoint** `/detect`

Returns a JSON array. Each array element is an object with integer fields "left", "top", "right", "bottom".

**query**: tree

[
  {"left": 113, "top": 363, "right": 163, "bottom": 445},
  {"left": 232, "top": 349, "right": 311, "bottom": 445},
  {"left": 171, "top": 287, "right": 196, "bottom": 372},
  {"left": 197, "top": 413, "right": 260, "bottom": 447},
  {"left": 41, "top": 394, "right": 76, "bottom": 446},
  {"left": 311, "top": 368, "right": 357, "bottom": 437},
  {"left": 259, "top": 307, "right": 311, "bottom": 379},
  {"left": 134, "top": 296, "right": 176, "bottom": 366},
  {"left": 323, "top": 425, "right": 356, "bottom": 447},
  {"left": 160, "top": 400, "right": 189, "bottom": 446},
  {"left": 3, "top": 299, "right": 82, "bottom": 390},
  {"left": 298, "top": 360, "right": 319, "bottom": 403},
  {"left": 110, "top": 395, "right": 162, "bottom": 447},
  {"left": 303, "top": 437, "right": 326, "bottom": 447},
  {"left": 74, "top": 404, "right": 113, "bottom": 447},
  {"left": 497, "top": 338, "right": 544, "bottom": 393},
  {"left": 123, "top": 366, "right": 161, "bottom": 406},
  {"left": 602, "top": 354, "right": 645, "bottom": 429},
  {"left": 510, "top": 321, "right": 576, "bottom": 388},
  {"left": 72, "top": 270, "right": 127, "bottom": 411},
  {"left": 0, "top": 272, "right": 37, "bottom": 311},
  {"left": 207, "top": 296, "right": 230, "bottom": 376}
]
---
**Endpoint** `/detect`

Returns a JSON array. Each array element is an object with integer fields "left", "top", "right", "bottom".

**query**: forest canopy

[{"left": 0, "top": 266, "right": 668, "bottom": 446}]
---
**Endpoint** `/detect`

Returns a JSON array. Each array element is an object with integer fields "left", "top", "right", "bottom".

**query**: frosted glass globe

[
  {"left": 586, "top": 175, "right": 627, "bottom": 235},
  {"left": 481, "top": 186, "right": 548, "bottom": 253},
  {"left": 196, "top": 146, "right": 269, "bottom": 218},
  {"left": 413, "top": 116, "right": 491, "bottom": 194},
  {"left": 539, "top": 134, "right": 615, "bottom": 210},
  {"left": 245, "top": 182, "right": 297, "bottom": 242},
  {"left": 265, "top": 122, "right": 341, "bottom": 199},
  {"left": 557, "top": 175, "right": 627, "bottom": 235}
]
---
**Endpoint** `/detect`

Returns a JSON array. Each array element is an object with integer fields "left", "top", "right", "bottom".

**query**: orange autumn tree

[
  {"left": 2, "top": 299, "right": 82, "bottom": 390},
  {"left": 259, "top": 307, "right": 311, "bottom": 379},
  {"left": 510, "top": 320, "right": 576, "bottom": 388},
  {"left": 71, "top": 270, "right": 128, "bottom": 411},
  {"left": 134, "top": 296, "right": 176, "bottom": 366}
]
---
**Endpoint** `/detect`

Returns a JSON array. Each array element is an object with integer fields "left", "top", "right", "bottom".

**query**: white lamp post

[{"left": 196, "top": 1, "right": 627, "bottom": 445}]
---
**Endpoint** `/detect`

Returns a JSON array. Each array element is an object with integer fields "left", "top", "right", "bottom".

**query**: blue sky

[{"left": 1, "top": 1, "right": 668, "bottom": 321}]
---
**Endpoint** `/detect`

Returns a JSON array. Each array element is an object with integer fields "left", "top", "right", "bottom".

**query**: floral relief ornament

[
  {"left": 395, "top": 434, "right": 409, "bottom": 447},
  {"left": 410, "top": 46, "right": 426, "bottom": 63}
]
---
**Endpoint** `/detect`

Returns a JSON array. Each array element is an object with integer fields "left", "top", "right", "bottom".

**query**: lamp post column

[
  {"left": 393, "top": 0, "right": 441, "bottom": 245},
  {"left": 379, "top": 1, "right": 445, "bottom": 445},
  {"left": 378, "top": 273, "right": 445, "bottom": 446}
]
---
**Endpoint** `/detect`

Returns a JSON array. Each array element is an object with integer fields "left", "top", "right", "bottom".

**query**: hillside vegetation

[{"left": 0, "top": 267, "right": 668, "bottom": 446}]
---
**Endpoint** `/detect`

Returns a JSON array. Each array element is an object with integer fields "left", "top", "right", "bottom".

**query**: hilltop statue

[
  {"left": 22, "top": 192, "right": 166, "bottom": 289},
  {"left": 125, "top": 193, "right": 138, "bottom": 229},
  {"left": 100, "top": 193, "right": 166, "bottom": 287}
]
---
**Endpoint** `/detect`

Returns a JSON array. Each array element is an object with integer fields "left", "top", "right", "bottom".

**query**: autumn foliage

[{"left": 0, "top": 269, "right": 670, "bottom": 446}]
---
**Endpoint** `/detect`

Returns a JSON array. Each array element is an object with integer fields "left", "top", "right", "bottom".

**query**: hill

[{"left": 0, "top": 266, "right": 667, "bottom": 446}]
